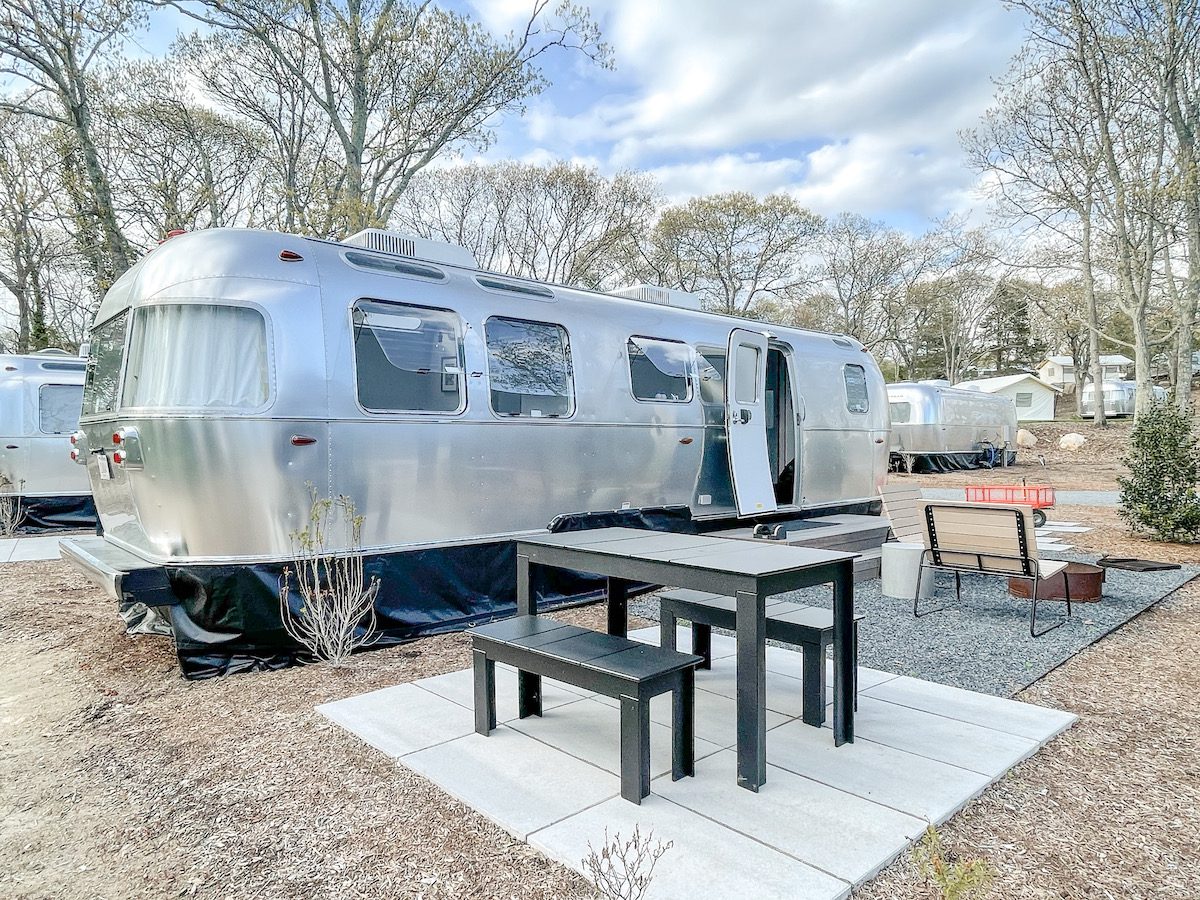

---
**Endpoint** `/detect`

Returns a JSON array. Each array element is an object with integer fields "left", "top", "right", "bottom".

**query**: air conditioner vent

[
  {"left": 342, "top": 228, "right": 478, "bottom": 268},
  {"left": 611, "top": 283, "right": 703, "bottom": 310}
]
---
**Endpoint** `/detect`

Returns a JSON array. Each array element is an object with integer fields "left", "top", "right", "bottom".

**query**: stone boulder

[
  {"left": 1058, "top": 432, "right": 1088, "bottom": 450},
  {"left": 1016, "top": 429, "right": 1038, "bottom": 449}
]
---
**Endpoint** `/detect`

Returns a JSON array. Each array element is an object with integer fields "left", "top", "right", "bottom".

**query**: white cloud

[{"left": 470, "top": 0, "right": 1028, "bottom": 223}]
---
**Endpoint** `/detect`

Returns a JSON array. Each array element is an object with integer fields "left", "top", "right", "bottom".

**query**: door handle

[{"left": 737, "top": 409, "right": 752, "bottom": 425}]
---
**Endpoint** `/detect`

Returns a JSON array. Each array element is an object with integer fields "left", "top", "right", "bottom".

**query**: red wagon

[{"left": 964, "top": 482, "right": 1056, "bottom": 527}]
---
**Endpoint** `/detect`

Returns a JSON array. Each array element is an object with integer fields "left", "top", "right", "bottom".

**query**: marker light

[
  {"left": 112, "top": 432, "right": 122, "bottom": 444},
  {"left": 112, "top": 450, "right": 124, "bottom": 465}
]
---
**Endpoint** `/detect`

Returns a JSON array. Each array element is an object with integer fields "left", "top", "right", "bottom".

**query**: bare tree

[
  {"left": 98, "top": 62, "right": 267, "bottom": 243},
  {"left": 165, "top": 0, "right": 610, "bottom": 235},
  {"left": 633, "top": 192, "right": 822, "bottom": 318},
  {"left": 0, "top": 0, "right": 141, "bottom": 291},
  {"left": 397, "top": 161, "right": 656, "bottom": 287}
]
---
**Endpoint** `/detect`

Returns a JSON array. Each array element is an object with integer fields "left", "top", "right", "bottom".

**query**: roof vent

[
  {"left": 611, "top": 283, "right": 703, "bottom": 311},
  {"left": 342, "top": 228, "right": 478, "bottom": 269}
]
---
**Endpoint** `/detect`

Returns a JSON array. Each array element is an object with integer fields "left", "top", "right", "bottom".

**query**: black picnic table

[{"left": 514, "top": 527, "right": 857, "bottom": 792}]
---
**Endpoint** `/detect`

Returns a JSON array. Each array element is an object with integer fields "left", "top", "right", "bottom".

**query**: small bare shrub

[
  {"left": 582, "top": 826, "right": 672, "bottom": 900},
  {"left": 0, "top": 476, "right": 24, "bottom": 536},
  {"left": 279, "top": 487, "right": 380, "bottom": 665},
  {"left": 912, "top": 825, "right": 995, "bottom": 900}
]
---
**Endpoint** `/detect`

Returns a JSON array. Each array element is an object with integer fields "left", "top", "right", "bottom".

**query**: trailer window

[
  {"left": 1015, "top": 392, "right": 1033, "bottom": 408},
  {"left": 122, "top": 305, "right": 269, "bottom": 410},
  {"left": 353, "top": 299, "right": 464, "bottom": 413},
  {"left": 888, "top": 401, "right": 912, "bottom": 424},
  {"left": 82, "top": 312, "right": 128, "bottom": 416},
  {"left": 484, "top": 317, "right": 573, "bottom": 417},
  {"left": 697, "top": 350, "right": 726, "bottom": 404},
  {"left": 844, "top": 364, "right": 869, "bottom": 414},
  {"left": 628, "top": 337, "right": 692, "bottom": 402},
  {"left": 39, "top": 384, "right": 83, "bottom": 434}
]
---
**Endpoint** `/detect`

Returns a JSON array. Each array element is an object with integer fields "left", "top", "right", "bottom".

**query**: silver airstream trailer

[
  {"left": 0, "top": 350, "right": 96, "bottom": 529},
  {"left": 61, "top": 227, "right": 888, "bottom": 675},
  {"left": 887, "top": 381, "right": 1017, "bottom": 472},
  {"left": 1079, "top": 379, "right": 1167, "bottom": 417}
]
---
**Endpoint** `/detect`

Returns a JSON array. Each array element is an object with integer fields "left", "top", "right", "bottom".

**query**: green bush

[{"left": 1118, "top": 401, "right": 1200, "bottom": 542}]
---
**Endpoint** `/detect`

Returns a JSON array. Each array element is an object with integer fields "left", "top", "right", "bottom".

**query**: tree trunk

[{"left": 1081, "top": 207, "right": 1106, "bottom": 426}]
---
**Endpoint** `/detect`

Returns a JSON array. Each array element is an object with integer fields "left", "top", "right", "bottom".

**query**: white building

[
  {"left": 955, "top": 373, "right": 1062, "bottom": 422},
  {"left": 1036, "top": 354, "right": 1132, "bottom": 388}
]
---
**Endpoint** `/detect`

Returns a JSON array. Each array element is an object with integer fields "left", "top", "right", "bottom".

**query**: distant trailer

[
  {"left": 0, "top": 350, "right": 97, "bottom": 530},
  {"left": 887, "top": 381, "right": 1017, "bottom": 473},
  {"left": 1079, "top": 379, "right": 1167, "bottom": 417}
]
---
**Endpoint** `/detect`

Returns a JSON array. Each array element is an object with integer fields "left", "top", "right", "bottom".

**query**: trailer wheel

[{"left": 1033, "top": 509, "right": 1047, "bottom": 527}]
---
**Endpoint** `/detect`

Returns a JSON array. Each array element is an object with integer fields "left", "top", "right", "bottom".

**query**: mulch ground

[{"left": 3, "top": 437, "right": 1199, "bottom": 900}]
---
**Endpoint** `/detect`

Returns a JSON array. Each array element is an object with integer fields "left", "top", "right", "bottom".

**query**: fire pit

[{"left": 1008, "top": 562, "right": 1105, "bottom": 602}]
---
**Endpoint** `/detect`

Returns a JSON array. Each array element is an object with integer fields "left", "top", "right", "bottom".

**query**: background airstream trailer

[
  {"left": 0, "top": 351, "right": 96, "bottom": 529},
  {"left": 887, "top": 381, "right": 1018, "bottom": 472},
  {"left": 61, "top": 228, "right": 888, "bottom": 676},
  {"left": 1079, "top": 379, "right": 1167, "bottom": 417}
]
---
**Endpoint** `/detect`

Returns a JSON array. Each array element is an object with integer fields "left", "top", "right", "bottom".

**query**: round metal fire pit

[{"left": 1008, "top": 562, "right": 1105, "bottom": 602}]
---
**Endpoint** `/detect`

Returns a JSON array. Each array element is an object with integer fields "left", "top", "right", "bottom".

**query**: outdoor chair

[
  {"left": 878, "top": 483, "right": 926, "bottom": 543},
  {"left": 916, "top": 500, "right": 1072, "bottom": 637}
]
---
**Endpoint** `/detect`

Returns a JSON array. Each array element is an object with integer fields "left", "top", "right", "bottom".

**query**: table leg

[
  {"left": 735, "top": 588, "right": 766, "bottom": 791},
  {"left": 607, "top": 576, "right": 628, "bottom": 638},
  {"left": 832, "top": 559, "right": 855, "bottom": 746},
  {"left": 516, "top": 553, "right": 533, "bottom": 616},
  {"left": 515, "top": 551, "right": 541, "bottom": 716}
]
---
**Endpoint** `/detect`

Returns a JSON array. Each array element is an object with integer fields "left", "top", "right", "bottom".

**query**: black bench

[
  {"left": 658, "top": 589, "right": 862, "bottom": 728},
  {"left": 469, "top": 615, "right": 702, "bottom": 804}
]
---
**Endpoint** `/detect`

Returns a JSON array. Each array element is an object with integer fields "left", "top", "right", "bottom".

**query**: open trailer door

[{"left": 725, "top": 328, "right": 777, "bottom": 517}]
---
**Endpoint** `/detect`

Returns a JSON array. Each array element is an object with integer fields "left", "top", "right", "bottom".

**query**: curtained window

[{"left": 122, "top": 304, "right": 269, "bottom": 410}]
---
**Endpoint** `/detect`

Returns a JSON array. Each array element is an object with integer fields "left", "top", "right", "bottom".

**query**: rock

[
  {"left": 1016, "top": 429, "right": 1038, "bottom": 449},
  {"left": 1059, "top": 432, "right": 1088, "bottom": 450}
]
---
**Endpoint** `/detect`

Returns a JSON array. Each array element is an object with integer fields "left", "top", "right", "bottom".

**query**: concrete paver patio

[
  {"left": 319, "top": 626, "right": 1076, "bottom": 900},
  {"left": 0, "top": 535, "right": 65, "bottom": 563}
]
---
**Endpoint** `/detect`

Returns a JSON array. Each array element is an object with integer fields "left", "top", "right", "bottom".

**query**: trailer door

[{"left": 725, "top": 328, "right": 777, "bottom": 516}]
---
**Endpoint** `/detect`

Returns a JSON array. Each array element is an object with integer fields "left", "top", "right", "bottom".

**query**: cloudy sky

[{"left": 458, "top": 0, "right": 1030, "bottom": 231}]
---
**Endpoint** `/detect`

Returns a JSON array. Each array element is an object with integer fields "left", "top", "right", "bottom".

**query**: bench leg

[
  {"left": 801, "top": 641, "right": 827, "bottom": 727},
  {"left": 473, "top": 649, "right": 496, "bottom": 735},
  {"left": 608, "top": 577, "right": 628, "bottom": 638},
  {"left": 518, "top": 671, "right": 542, "bottom": 719},
  {"left": 620, "top": 694, "right": 650, "bottom": 803},
  {"left": 692, "top": 623, "right": 713, "bottom": 670},
  {"left": 660, "top": 603, "right": 678, "bottom": 652},
  {"left": 672, "top": 669, "right": 695, "bottom": 780}
]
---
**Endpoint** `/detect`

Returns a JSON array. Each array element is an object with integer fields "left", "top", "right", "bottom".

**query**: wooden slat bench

[
  {"left": 658, "top": 589, "right": 862, "bottom": 728},
  {"left": 917, "top": 501, "right": 1072, "bottom": 636},
  {"left": 469, "top": 615, "right": 702, "bottom": 804}
]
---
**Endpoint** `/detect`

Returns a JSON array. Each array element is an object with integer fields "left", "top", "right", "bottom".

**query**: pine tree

[{"left": 1118, "top": 402, "right": 1200, "bottom": 542}]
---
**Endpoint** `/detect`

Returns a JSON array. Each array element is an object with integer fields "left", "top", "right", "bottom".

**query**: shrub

[
  {"left": 912, "top": 825, "right": 995, "bottom": 900},
  {"left": 279, "top": 487, "right": 380, "bottom": 664},
  {"left": 0, "top": 476, "right": 24, "bottom": 537},
  {"left": 1118, "top": 402, "right": 1200, "bottom": 542},
  {"left": 582, "top": 826, "right": 672, "bottom": 900}
]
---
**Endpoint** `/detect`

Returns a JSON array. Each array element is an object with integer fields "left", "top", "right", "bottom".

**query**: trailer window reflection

[
  {"left": 82, "top": 312, "right": 128, "bottom": 416},
  {"left": 697, "top": 350, "right": 726, "bottom": 404},
  {"left": 484, "top": 317, "right": 574, "bottom": 417},
  {"left": 39, "top": 384, "right": 84, "bottom": 434},
  {"left": 844, "top": 364, "right": 869, "bottom": 414},
  {"left": 628, "top": 337, "right": 692, "bottom": 402},
  {"left": 123, "top": 305, "right": 269, "bottom": 410},
  {"left": 353, "top": 300, "right": 464, "bottom": 414}
]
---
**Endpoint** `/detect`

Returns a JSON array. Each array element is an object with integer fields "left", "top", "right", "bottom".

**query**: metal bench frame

[
  {"left": 470, "top": 616, "right": 700, "bottom": 804},
  {"left": 658, "top": 589, "right": 860, "bottom": 728}
]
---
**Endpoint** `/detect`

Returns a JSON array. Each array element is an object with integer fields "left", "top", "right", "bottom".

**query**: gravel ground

[{"left": 633, "top": 559, "right": 1195, "bottom": 697}]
